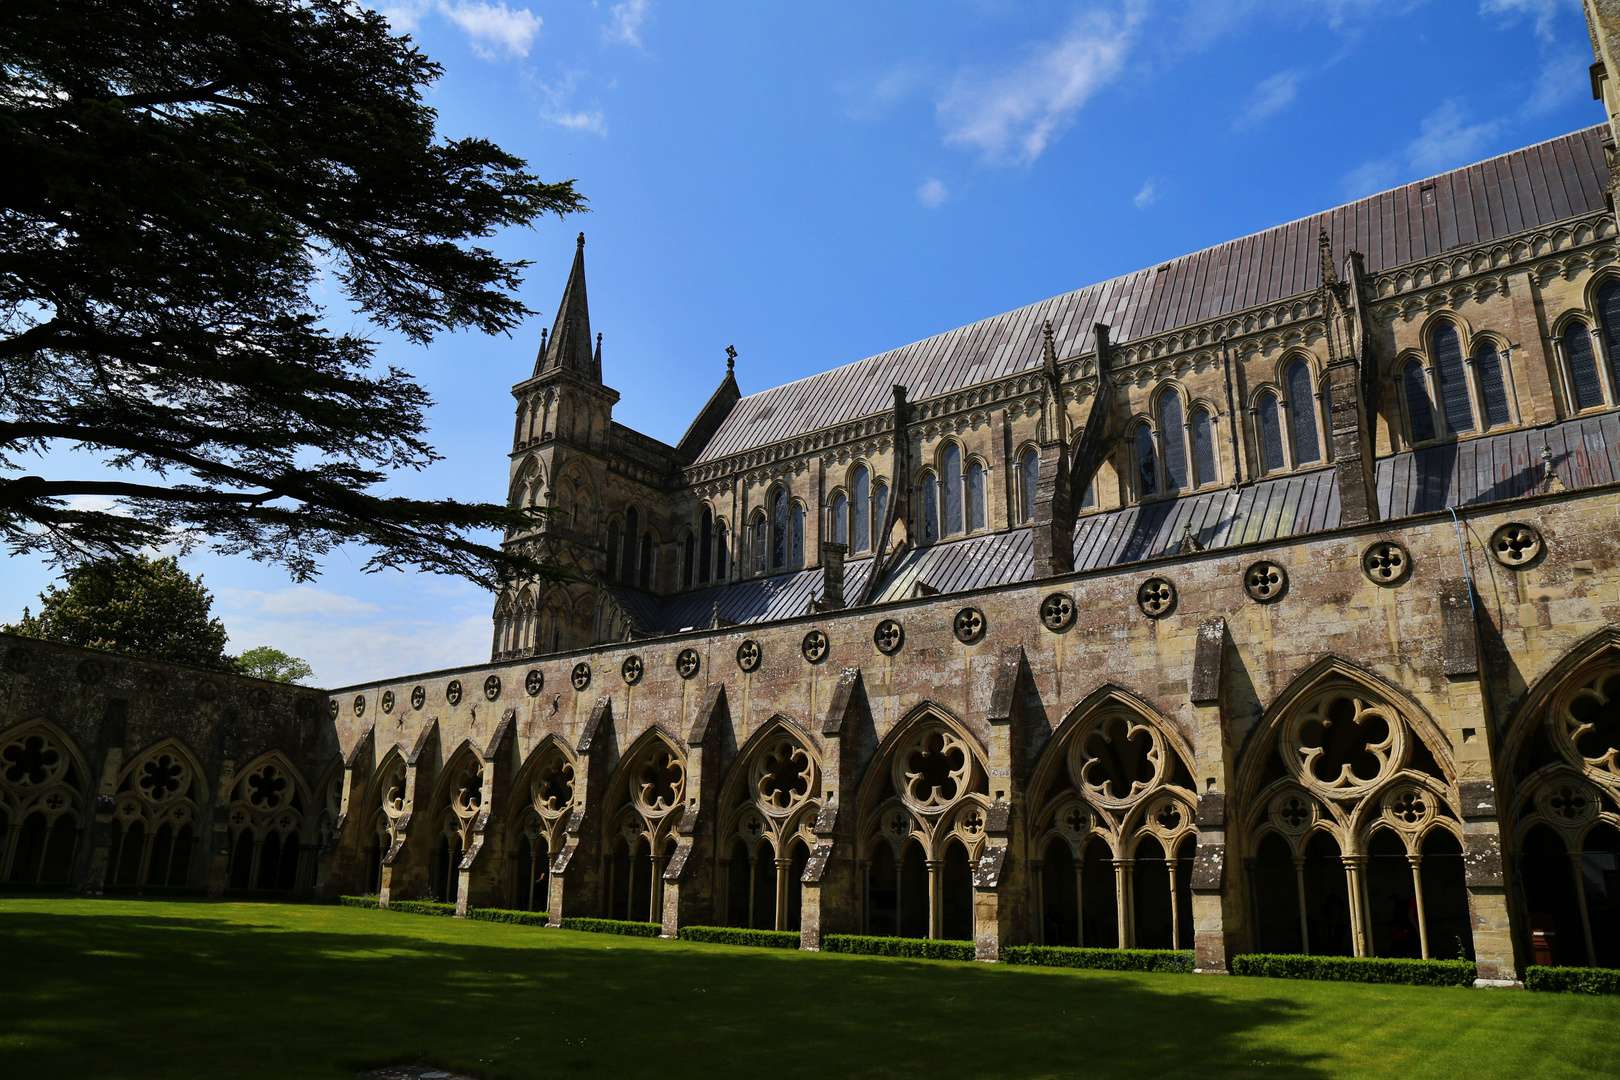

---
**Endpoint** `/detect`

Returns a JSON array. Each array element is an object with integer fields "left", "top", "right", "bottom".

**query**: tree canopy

[
  {"left": 5, "top": 554, "right": 235, "bottom": 670},
  {"left": 0, "top": 0, "right": 583, "bottom": 589},
  {"left": 233, "top": 645, "right": 313, "bottom": 684}
]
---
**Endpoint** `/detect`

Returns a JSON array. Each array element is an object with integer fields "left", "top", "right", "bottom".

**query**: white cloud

[
  {"left": 1133, "top": 177, "right": 1159, "bottom": 209},
  {"left": 1340, "top": 100, "right": 1501, "bottom": 199},
  {"left": 214, "top": 581, "right": 493, "bottom": 689},
  {"left": 1406, "top": 100, "right": 1498, "bottom": 173},
  {"left": 604, "top": 0, "right": 651, "bottom": 49},
  {"left": 938, "top": 4, "right": 1142, "bottom": 166},
  {"left": 917, "top": 178, "right": 950, "bottom": 208},
  {"left": 439, "top": 1, "right": 542, "bottom": 60},
  {"left": 1235, "top": 69, "right": 1302, "bottom": 129},
  {"left": 532, "top": 71, "right": 608, "bottom": 135},
  {"left": 1481, "top": 0, "right": 1576, "bottom": 42},
  {"left": 839, "top": 64, "right": 938, "bottom": 122},
  {"left": 1521, "top": 46, "right": 1587, "bottom": 116}
]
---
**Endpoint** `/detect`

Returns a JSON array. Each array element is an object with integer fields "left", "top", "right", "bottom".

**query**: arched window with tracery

[
  {"left": 749, "top": 508, "right": 767, "bottom": 575},
  {"left": 1028, "top": 696, "right": 1197, "bottom": 950},
  {"left": 513, "top": 741, "right": 575, "bottom": 912},
  {"left": 108, "top": 740, "right": 205, "bottom": 889},
  {"left": 1430, "top": 322, "right": 1474, "bottom": 435},
  {"left": 226, "top": 753, "right": 312, "bottom": 891},
  {"left": 1285, "top": 358, "right": 1321, "bottom": 465},
  {"left": 856, "top": 712, "right": 989, "bottom": 941},
  {"left": 720, "top": 721, "right": 821, "bottom": 933},
  {"left": 941, "top": 444, "right": 963, "bottom": 535},
  {"left": 428, "top": 747, "right": 484, "bottom": 905},
  {"left": 1508, "top": 651, "right": 1620, "bottom": 968},
  {"left": 0, "top": 722, "right": 86, "bottom": 884},
  {"left": 1018, "top": 447, "right": 1039, "bottom": 524},
  {"left": 604, "top": 734, "right": 687, "bottom": 924},
  {"left": 1402, "top": 360, "right": 1436, "bottom": 444},
  {"left": 1563, "top": 319, "right": 1607, "bottom": 412},
  {"left": 1238, "top": 673, "right": 1468, "bottom": 961},
  {"left": 1474, "top": 340, "right": 1512, "bottom": 430},
  {"left": 852, "top": 466, "right": 872, "bottom": 553}
]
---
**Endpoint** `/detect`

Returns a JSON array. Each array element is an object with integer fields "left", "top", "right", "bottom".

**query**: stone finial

[
  {"left": 1318, "top": 228, "right": 1338, "bottom": 284},
  {"left": 576, "top": 232, "right": 585, "bottom": 247},
  {"left": 1180, "top": 521, "right": 1204, "bottom": 553},
  {"left": 1042, "top": 320, "right": 1057, "bottom": 365},
  {"left": 726, "top": 344, "right": 737, "bottom": 372}
]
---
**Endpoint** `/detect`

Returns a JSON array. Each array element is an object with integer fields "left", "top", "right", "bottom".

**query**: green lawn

[{"left": 2, "top": 899, "right": 1617, "bottom": 1080}]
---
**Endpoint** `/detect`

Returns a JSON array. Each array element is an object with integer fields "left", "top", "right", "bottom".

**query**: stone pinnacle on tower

[{"left": 534, "top": 232, "right": 596, "bottom": 379}]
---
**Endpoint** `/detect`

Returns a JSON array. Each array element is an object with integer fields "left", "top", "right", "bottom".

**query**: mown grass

[{"left": 1, "top": 898, "right": 1617, "bottom": 1080}]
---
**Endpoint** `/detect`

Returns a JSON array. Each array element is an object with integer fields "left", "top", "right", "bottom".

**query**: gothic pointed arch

[
  {"left": 1236, "top": 655, "right": 1465, "bottom": 961},
  {"left": 109, "top": 737, "right": 210, "bottom": 888},
  {"left": 1026, "top": 685, "right": 1197, "bottom": 950},
  {"left": 0, "top": 718, "right": 91, "bottom": 884},
  {"left": 423, "top": 739, "right": 486, "bottom": 903},
  {"left": 226, "top": 750, "right": 316, "bottom": 891},
  {"left": 361, "top": 744, "right": 409, "bottom": 892},
  {"left": 507, "top": 732, "right": 577, "bottom": 911},
  {"left": 716, "top": 714, "right": 823, "bottom": 931},
  {"left": 600, "top": 726, "right": 688, "bottom": 921}
]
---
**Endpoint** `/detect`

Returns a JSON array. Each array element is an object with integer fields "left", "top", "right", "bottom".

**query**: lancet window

[
  {"left": 857, "top": 713, "right": 990, "bottom": 941},
  {"left": 0, "top": 723, "right": 86, "bottom": 884},
  {"left": 1241, "top": 678, "right": 1468, "bottom": 961},
  {"left": 1029, "top": 698, "right": 1197, "bottom": 950},
  {"left": 1563, "top": 319, "right": 1608, "bottom": 412},
  {"left": 720, "top": 722, "right": 821, "bottom": 933},
  {"left": 226, "top": 754, "right": 312, "bottom": 891},
  {"left": 1016, "top": 447, "right": 1039, "bottom": 525},
  {"left": 604, "top": 734, "right": 687, "bottom": 924}
]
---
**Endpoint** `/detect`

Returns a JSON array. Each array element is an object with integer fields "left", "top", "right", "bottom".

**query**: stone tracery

[
  {"left": 110, "top": 740, "right": 206, "bottom": 889},
  {"left": 0, "top": 722, "right": 86, "bottom": 884},
  {"left": 720, "top": 721, "right": 821, "bottom": 933},
  {"left": 603, "top": 732, "right": 687, "bottom": 923},
  {"left": 225, "top": 753, "right": 313, "bottom": 891}
]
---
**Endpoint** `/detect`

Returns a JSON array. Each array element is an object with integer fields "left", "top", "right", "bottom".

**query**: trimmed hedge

[
  {"left": 387, "top": 900, "right": 457, "bottom": 917},
  {"left": 1001, "top": 945, "right": 1194, "bottom": 973},
  {"left": 678, "top": 925, "right": 800, "bottom": 949},
  {"left": 558, "top": 917, "right": 662, "bottom": 937},
  {"left": 1526, "top": 965, "right": 1620, "bottom": 995},
  {"left": 339, "top": 895, "right": 380, "bottom": 909},
  {"left": 467, "top": 908, "right": 549, "bottom": 927},
  {"left": 822, "top": 934, "right": 976, "bottom": 962},
  {"left": 1231, "top": 954, "right": 1477, "bottom": 987}
]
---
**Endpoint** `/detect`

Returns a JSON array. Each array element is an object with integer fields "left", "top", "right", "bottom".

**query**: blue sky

[{"left": 5, "top": 0, "right": 1604, "bottom": 687}]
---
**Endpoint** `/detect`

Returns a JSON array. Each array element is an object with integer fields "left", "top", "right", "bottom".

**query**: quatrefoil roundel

[
  {"left": 77, "top": 659, "right": 102, "bottom": 685},
  {"left": 411, "top": 685, "right": 426, "bottom": 710},
  {"left": 1361, "top": 541, "right": 1411, "bottom": 586},
  {"left": 446, "top": 679, "right": 463, "bottom": 706},
  {"left": 381, "top": 690, "right": 395, "bottom": 714},
  {"left": 571, "top": 663, "right": 592, "bottom": 691},
  {"left": 953, "top": 607, "right": 986, "bottom": 644},
  {"left": 327, "top": 699, "right": 339, "bottom": 720},
  {"left": 1490, "top": 522, "right": 1542, "bottom": 568},
  {"left": 676, "top": 649, "right": 701, "bottom": 680},
  {"left": 802, "top": 630, "right": 829, "bottom": 664},
  {"left": 484, "top": 674, "right": 502, "bottom": 701},
  {"left": 353, "top": 694, "right": 366, "bottom": 717},
  {"left": 1040, "top": 592, "right": 1076, "bottom": 632},
  {"left": 1243, "top": 561, "right": 1288, "bottom": 603},
  {"left": 736, "top": 639, "right": 762, "bottom": 672},
  {"left": 622, "top": 655, "right": 644, "bottom": 685},
  {"left": 196, "top": 680, "right": 218, "bottom": 703},
  {"left": 4, "top": 647, "right": 32, "bottom": 673},
  {"left": 1137, "top": 577, "right": 1176, "bottom": 618},
  {"left": 873, "top": 619, "right": 904, "bottom": 655},
  {"left": 525, "top": 669, "right": 544, "bottom": 696}
]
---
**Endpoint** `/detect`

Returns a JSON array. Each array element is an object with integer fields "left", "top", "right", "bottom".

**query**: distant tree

[
  {"left": 232, "top": 645, "right": 314, "bottom": 684},
  {"left": 0, "top": 0, "right": 584, "bottom": 589},
  {"left": 4, "top": 555, "right": 234, "bottom": 670}
]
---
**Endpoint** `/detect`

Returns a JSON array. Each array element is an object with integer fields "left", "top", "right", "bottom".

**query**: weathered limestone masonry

[
  {"left": 0, "top": 635, "right": 335, "bottom": 895},
  {"left": 13, "top": 0, "right": 1620, "bottom": 990}
]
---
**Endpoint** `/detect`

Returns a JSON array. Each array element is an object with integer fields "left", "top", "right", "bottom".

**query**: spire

[{"left": 533, "top": 232, "right": 596, "bottom": 379}]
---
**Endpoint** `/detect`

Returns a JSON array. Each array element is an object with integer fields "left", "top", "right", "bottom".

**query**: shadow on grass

[{"left": 0, "top": 906, "right": 1322, "bottom": 1080}]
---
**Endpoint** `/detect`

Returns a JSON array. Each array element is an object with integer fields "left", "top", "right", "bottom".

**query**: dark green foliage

[
  {"left": 0, "top": 0, "right": 583, "bottom": 585},
  {"left": 1000, "top": 945, "right": 1194, "bottom": 973},
  {"left": 1525, "top": 965, "right": 1620, "bottom": 994},
  {"left": 1231, "top": 954, "right": 1477, "bottom": 987},
  {"left": 340, "top": 895, "right": 380, "bottom": 909},
  {"left": 678, "top": 925, "right": 799, "bottom": 949},
  {"left": 385, "top": 900, "right": 456, "bottom": 917},
  {"left": 4, "top": 555, "right": 232, "bottom": 669},
  {"left": 466, "top": 908, "right": 548, "bottom": 927},
  {"left": 822, "top": 934, "right": 976, "bottom": 962},
  {"left": 557, "top": 917, "right": 662, "bottom": 937}
]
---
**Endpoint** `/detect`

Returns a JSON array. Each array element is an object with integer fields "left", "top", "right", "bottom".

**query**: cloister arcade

[
  {"left": 601, "top": 730, "right": 686, "bottom": 922},
  {"left": 717, "top": 717, "right": 821, "bottom": 932}
]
